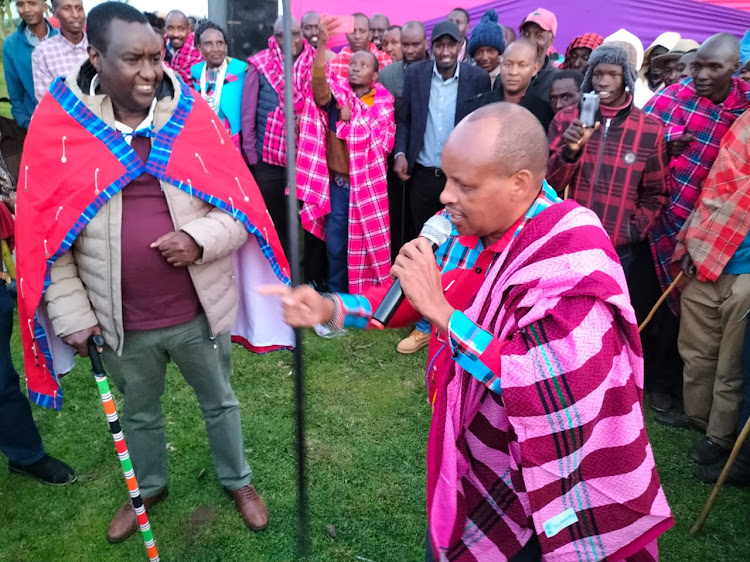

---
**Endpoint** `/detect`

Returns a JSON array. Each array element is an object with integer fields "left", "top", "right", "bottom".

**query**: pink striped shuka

[
  {"left": 296, "top": 72, "right": 395, "bottom": 292},
  {"left": 427, "top": 201, "right": 674, "bottom": 561},
  {"left": 248, "top": 37, "right": 315, "bottom": 167}
]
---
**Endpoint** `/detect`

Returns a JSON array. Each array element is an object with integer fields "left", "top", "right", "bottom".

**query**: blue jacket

[
  {"left": 190, "top": 58, "right": 248, "bottom": 137},
  {"left": 2, "top": 21, "right": 58, "bottom": 128}
]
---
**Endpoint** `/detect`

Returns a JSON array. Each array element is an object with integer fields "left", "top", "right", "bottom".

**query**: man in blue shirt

[
  {"left": 3, "top": 0, "right": 58, "bottom": 128},
  {"left": 393, "top": 20, "right": 490, "bottom": 353}
]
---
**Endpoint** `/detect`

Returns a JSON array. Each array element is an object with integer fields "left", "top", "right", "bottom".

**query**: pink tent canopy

[{"left": 292, "top": 0, "right": 750, "bottom": 53}]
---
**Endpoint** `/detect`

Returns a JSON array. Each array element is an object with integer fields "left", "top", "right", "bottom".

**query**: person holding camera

[{"left": 547, "top": 44, "right": 672, "bottom": 415}]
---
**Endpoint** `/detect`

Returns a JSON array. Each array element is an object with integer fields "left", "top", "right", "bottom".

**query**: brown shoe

[
  {"left": 106, "top": 487, "right": 169, "bottom": 544},
  {"left": 231, "top": 484, "right": 268, "bottom": 531},
  {"left": 396, "top": 329, "right": 430, "bottom": 354}
]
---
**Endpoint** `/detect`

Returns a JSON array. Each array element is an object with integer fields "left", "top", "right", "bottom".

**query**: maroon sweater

[{"left": 120, "top": 137, "right": 201, "bottom": 331}]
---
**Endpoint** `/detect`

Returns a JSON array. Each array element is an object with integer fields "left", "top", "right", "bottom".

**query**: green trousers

[{"left": 103, "top": 315, "right": 252, "bottom": 497}]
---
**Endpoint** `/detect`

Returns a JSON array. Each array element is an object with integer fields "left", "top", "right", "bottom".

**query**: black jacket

[
  {"left": 525, "top": 56, "right": 559, "bottom": 103},
  {"left": 469, "top": 80, "right": 555, "bottom": 132},
  {"left": 395, "top": 60, "right": 491, "bottom": 172}
]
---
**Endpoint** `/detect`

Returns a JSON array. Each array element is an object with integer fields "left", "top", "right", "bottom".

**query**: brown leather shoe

[
  {"left": 106, "top": 487, "right": 169, "bottom": 544},
  {"left": 232, "top": 484, "right": 268, "bottom": 531}
]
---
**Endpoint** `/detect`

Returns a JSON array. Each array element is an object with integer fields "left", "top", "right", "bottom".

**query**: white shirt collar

[{"left": 89, "top": 74, "right": 157, "bottom": 144}]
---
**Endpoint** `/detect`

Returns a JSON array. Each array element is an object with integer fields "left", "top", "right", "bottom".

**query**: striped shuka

[{"left": 427, "top": 200, "right": 673, "bottom": 561}]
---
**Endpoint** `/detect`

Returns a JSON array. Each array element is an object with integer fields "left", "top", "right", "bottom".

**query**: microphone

[{"left": 370, "top": 215, "right": 453, "bottom": 329}]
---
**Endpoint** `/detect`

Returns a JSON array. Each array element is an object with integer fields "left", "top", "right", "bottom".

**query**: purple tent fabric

[{"left": 425, "top": 0, "right": 750, "bottom": 54}]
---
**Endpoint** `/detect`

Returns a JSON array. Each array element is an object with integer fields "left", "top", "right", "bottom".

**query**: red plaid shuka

[
  {"left": 167, "top": 31, "right": 203, "bottom": 84},
  {"left": 328, "top": 43, "right": 392, "bottom": 79},
  {"left": 675, "top": 109, "right": 750, "bottom": 281},
  {"left": 644, "top": 78, "right": 750, "bottom": 312},
  {"left": 560, "top": 33, "right": 604, "bottom": 70},
  {"left": 296, "top": 73, "right": 395, "bottom": 292},
  {"left": 248, "top": 37, "right": 315, "bottom": 167},
  {"left": 547, "top": 101, "right": 669, "bottom": 248}
]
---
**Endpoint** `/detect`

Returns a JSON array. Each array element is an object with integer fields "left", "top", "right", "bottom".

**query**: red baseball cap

[{"left": 520, "top": 8, "right": 558, "bottom": 36}]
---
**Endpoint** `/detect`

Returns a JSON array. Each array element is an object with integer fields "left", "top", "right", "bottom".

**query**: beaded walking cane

[{"left": 88, "top": 335, "right": 160, "bottom": 562}]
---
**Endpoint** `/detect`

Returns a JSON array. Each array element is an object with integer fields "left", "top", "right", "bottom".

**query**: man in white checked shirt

[{"left": 32, "top": 0, "right": 88, "bottom": 102}]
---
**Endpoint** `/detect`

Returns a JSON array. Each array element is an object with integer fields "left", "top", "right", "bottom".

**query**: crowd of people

[{"left": 2, "top": 0, "right": 750, "bottom": 560}]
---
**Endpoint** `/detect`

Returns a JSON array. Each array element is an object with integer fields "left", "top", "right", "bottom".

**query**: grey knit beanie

[{"left": 581, "top": 44, "right": 637, "bottom": 94}]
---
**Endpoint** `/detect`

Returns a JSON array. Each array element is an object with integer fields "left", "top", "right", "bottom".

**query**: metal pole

[{"left": 280, "top": 1, "right": 310, "bottom": 556}]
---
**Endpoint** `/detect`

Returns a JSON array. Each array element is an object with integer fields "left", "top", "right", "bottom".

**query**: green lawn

[{"left": 1, "top": 324, "right": 749, "bottom": 561}]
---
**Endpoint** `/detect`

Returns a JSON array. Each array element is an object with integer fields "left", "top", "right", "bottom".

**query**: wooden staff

[
  {"left": 691, "top": 415, "right": 750, "bottom": 535},
  {"left": 639, "top": 271, "right": 684, "bottom": 333}
]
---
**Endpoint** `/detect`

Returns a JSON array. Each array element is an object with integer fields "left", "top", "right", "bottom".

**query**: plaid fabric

[
  {"left": 644, "top": 78, "right": 750, "bottom": 311},
  {"left": 547, "top": 102, "right": 669, "bottom": 248},
  {"left": 428, "top": 201, "right": 672, "bottom": 561},
  {"left": 328, "top": 43, "right": 392, "bottom": 79},
  {"left": 249, "top": 36, "right": 315, "bottom": 167},
  {"left": 560, "top": 33, "right": 603, "bottom": 70},
  {"left": 675, "top": 110, "right": 750, "bottom": 281},
  {"left": 31, "top": 33, "right": 88, "bottom": 102},
  {"left": 167, "top": 32, "right": 203, "bottom": 84},
  {"left": 297, "top": 72, "right": 395, "bottom": 292}
]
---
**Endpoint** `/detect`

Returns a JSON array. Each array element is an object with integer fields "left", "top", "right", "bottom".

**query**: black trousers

[
  {"left": 409, "top": 164, "right": 447, "bottom": 234},
  {"left": 387, "top": 155, "right": 410, "bottom": 262},
  {"left": 252, "top": 161, "right": 289, "bottom": 256},
  {"left": 621, "top": 239, "right": 684, "bottom": 397}
]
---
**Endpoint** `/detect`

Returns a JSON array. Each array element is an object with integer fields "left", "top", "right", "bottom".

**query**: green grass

[{"left": 1, "top": 325, "right": 749, "bottom": 561}]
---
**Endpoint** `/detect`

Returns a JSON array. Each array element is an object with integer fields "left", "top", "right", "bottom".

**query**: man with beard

[{"left": 32, "top": 0, "right": 88, "bottom": 102}]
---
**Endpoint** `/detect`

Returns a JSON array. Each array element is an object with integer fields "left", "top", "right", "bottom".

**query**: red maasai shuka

[
  {"left": 16, "top": 78, "right": 292, "bottom": 410},
  {"left": 296, "top": 72, "right": 395, "bottom": 292},
  {"left": 675, "top": 109, "right": 750, "bottom": 280},
  {"left": 248, "top": 36, "right": 315, "bottom": 168}
]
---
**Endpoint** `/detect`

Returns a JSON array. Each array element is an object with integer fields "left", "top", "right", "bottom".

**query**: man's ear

[
  {"left": 88, "top": 45, "right": 103, "bottom": 74},
  {"left": 511, "top": 168, "right": 535, "bottom": 201}
]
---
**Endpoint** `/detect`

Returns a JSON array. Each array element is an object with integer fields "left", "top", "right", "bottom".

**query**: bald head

[
  {"left": 401, "top": 21, "right": 428, "bottom": 64},
  {"left": 698, "top": 33, "right": 740, "bottom": 63},
  {"left": 274, "top": 15, "right": 301, "bottom": 34},
  {"left": 440, "top": 103, "right": 548, "bottom": 243},
  {"left": 165, "top": 10, "right": 187, "bottom": 24},
  {"left": 273, "top": 16, "right": 304, "bottom": 57},
  {"left": 693, "top": 33, "right": 741, "bottom": 103},
  {"left": 504, "top": 39, "right": 537, "bottom": 62},
  {"left": 301, "top": 11, "right": 321, "bottom": 47},
  {"left": 465, "top": 103, "right": 548, "bottom": 179}
]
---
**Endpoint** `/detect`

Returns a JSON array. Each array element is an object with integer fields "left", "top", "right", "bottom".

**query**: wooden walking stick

[
  {"left": 639, "top": 271, "right": 684, "bottom": 333},
  {"left": 690, "top": 415, "right": 750, "bottom": 535}
]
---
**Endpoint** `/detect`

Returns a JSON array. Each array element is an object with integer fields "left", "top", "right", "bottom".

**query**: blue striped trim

[
  {"left": 31, "top": 79, "right": 289, "bottom": 408},
  {"left": 447, "top": 311, "right": 496, "bottom": 391}
]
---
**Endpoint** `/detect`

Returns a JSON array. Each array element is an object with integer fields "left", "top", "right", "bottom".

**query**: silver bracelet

[{"left": 318, "top": 292, "right": 343, "bottom": 331}]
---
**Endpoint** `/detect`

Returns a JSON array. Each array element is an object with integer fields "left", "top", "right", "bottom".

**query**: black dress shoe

[
  {"left": 654, "top": 411, "right": 690, "bottom": 428},
  {"left": 690, "top": 436, "right": 730, "bottom": 466},
  {"left": 9, "top": 454, "right": 76, "bottom": 485},
  {"left": 693, "top": 458, "right": 750, "bottom": 486},
  {"left": 648, "top": 392, "right": 673, "bottom": 413}
]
